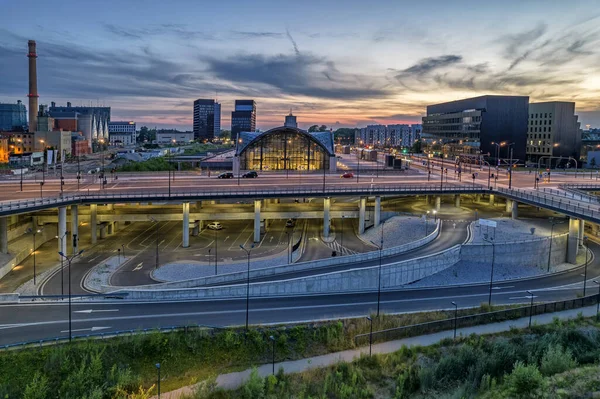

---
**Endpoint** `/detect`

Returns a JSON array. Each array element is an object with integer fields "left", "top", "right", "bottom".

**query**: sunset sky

[{"left": 1, "top": 0, "right": 600, "bottom": 130}]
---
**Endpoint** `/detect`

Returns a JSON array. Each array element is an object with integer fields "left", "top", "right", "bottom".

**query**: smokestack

[{"left": 27, "top": 40, "right": 39, "bottom": 133}]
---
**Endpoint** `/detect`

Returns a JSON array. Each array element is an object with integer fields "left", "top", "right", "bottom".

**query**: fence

[{"left": 354, "top": 294, "right": 600, "bottom": 346}]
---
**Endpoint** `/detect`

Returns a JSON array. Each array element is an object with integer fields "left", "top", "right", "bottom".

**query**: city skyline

[{"left": 1, "top": 0, "right": 599, "bottom": 130}]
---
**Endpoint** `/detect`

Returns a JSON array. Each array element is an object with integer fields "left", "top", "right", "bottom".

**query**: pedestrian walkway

[{"left": 150, "top": 304, "right": 600, "bottom": 399}]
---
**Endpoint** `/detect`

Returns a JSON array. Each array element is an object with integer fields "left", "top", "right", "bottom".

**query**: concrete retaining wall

[
  {"left": 113, "top": 244, "right": 461, "bottom": 300},
  {"left": 0, "top": 225, "right": 57, "bottom": 281},
  {"left": 105, "top": 220, "right": 441, "bottom": 292}
]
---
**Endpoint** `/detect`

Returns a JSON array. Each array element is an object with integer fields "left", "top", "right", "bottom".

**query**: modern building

[
  {"left": 193, "top": 99, "right": 220, "bottom": 141},
  {"left": 284, "top": 111, "right": 297, "bottom": 128},
  {"left": 34, "top": 131, "right": 72, "bottom": 160},
  {"left": 156, "top": 131, "right": 194, "bottom": 144},
  {"left": 359, "top": 125, "right": 387, "bottom": 146},
  {"left": 108, "top": 121, "right": 136, "bottom": 145},
  {"left": 0, "top": 138, "right": 9, "bottom": 163},
  {"left": 0, "top": 101, "right": 27, "bottom": 131},
  {"left": 358, "top": 124, "right": 421, "bottom": 148},
  {"left": 49, "top": 102, "right": 111, "bottom": 142},
  {"left": 422, "top": 95, "right": 529, "bottom": 162},
  {"left": 234, "top": 126, "right": 336, "bottom": 174},
  {"left": 526, "top": 102, "right": 580, "bottom": 164},
  {"left": 72, "top": 133, "right": 90, "bottom": 157},
  {"left": 231, "top": 100, "right": 256, "bottom": 137},
  {"left": 1, "top": 132, "right": 34, "bottom": 154}
]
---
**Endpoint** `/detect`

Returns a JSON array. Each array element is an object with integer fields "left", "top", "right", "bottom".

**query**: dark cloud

[
  {"left": 501, "top": 23, "right": 547, "bottom": 57},
  {"left": 396, "top": 55, "right": 463, "bottom": 78}
]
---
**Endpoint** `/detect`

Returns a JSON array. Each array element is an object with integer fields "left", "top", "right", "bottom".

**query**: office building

[
  {"left": 422, "top": 95, "right": 529, "bottom": 162},
  {"left": 526, "top": 102, "right": 580, "bottom": 163},
  {"left": 231, "top": 100, "right": 256, "bottom": 136},
  {"left": 193, "top": 99, "right": 220, "bottom": 141},
  {"left": 359, "top": 125, "right": 387, "bottom": 146},
  {"left": 108, "top": 121, "right": 136, "bottom": 145},
  {"left": 358, "top": 124, "right": 421, "bottom": 148},
  {"left": 34, "top": 131, "right": 72, "bottom": 160},
  {"left": 156, "top": 131, "right": 194, "bottom": 144},
  {"left": 0, "top": 101, "right": 27, "bottom": 131}
]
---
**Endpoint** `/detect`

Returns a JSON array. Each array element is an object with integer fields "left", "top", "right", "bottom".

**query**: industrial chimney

[{"left": 27, "top": 40, "right": 38, "bottom": 133}]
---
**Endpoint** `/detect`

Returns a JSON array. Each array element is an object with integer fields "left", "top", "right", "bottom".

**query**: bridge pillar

[
  {"left": 475, "top": 194, "right": 481, "bottom": 202},
  {"left": 505, "top": 199, "right": 512, "bottom": 213},
  {"left": 90, "top": 204, "right": 97, "bottom": 244},
  {"left": 435, "top": 196, "right": 441, "bottom": 211},
  {"left": 107, "top": 222, "right": 114, "bottom": 235},
  {"left": 323, "top": 197, "right": 331, "bottom": 238},
  {"left": 511, "top": 200, "right": 518, "bottom": 219},
  {"left": 425, "top": 195, "right": 430, "bottom": 205},
  {"left": 359, "top": 197, "right": 366, "bottom": 234},
  {"left": 568, "top": 218, "right": 580, "bottom": 264},
  {"left": 71, "top": 205, "right": 79, "bottom": 254},
  {"left": 374, "top": 196, "right": 381, "bottom": 227},
  {"left": 254, "top": 199, "right": 261, "bottom": 243},
  {"left": 58, "top": 206, "right": 67, "bottom": 259},
  {"left": 0, "top": 217, "right": 7, "bottom": 254},
  {"left": 182, "top": 202, "right": 190, "bottom": 248},
  {"left": 578, "top": 220, "right": 585, "bottom": 247},
  {"left": 454, "top": 195, "right": 460, "bottom": 208},
  {"left": 489, "top": 194, "right": 495, "bottom": 206}
]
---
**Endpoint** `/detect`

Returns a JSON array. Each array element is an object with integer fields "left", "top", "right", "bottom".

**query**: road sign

[{"left": 479, "top": 218, "right": 497, "bottom": 228}]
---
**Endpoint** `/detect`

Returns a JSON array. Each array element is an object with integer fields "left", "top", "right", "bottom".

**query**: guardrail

[
  {"left": 354, "top": 294, "right": 600, "bottom": 346},
  {"left": 540, "top": 187, "right": 600, "bottom": 204}
]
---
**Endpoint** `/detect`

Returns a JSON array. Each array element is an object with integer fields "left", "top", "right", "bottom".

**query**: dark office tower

[
  {"left": 193, "top": 99, "right": 220, "bottom": 141},
  {"left": 231, "top": 100, "right": 256, "bottom": 136}
]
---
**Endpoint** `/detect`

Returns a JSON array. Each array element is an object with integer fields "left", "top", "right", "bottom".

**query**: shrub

[
  {"left": 23, "top": 372, "right": 49, "bottom": 399},
  {"left": 505, "top": 361, "right": 546, "bottom": 398},
  {"left": 540, "top": 344, "right": 577, "bottom": 376},
  {"left": 240, "top": 368, "right": 264, "bottom": 399}
]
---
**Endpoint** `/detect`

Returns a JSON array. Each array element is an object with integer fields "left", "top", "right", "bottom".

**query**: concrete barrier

[
  {"left": 104, "top": 220, "right": 441, "bottom": 292},
  {"left": 0, "top": 293, "right": 19, "bottom": 302},
  {"left": 0, "top": 225, "right": 57, "bottom": 281}
]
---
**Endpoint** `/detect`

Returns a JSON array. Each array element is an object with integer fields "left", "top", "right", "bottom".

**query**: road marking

[
  {"left": 133, "top": 263, "right": 143, "bottom": 271},
  {"left": 509, "top": 295, "right": 537, "bottom": 300},
  {"left": 60, "top": 326, "right": 111, "bottom": 333},
  {"left": 224, "top": 236, "right": 230, "bottom": 242},
  {"left": 74, "top": 309, "right": 119, "bottom": 314},
  {"left": 492, "top": 286, "right": 515, "bottom": 290},
  {"left": 270, "top": 236, "right": 274, "bottom": 242}
]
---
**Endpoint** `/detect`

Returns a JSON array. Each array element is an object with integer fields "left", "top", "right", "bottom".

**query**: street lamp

[
  {"left": 58, "top": 248, "right": 84, "bottom": 342},
  {"left": 366, "top": 316, "right": 373, "bottom": 356},
  {"left": 55, "top": 230, "right": 68, "bottom": 295},
  {"left": 240, "top": 243, "right": 255, "bottom": 332},
  {"left": 483, "top": 236, "right": 496, "bottom": 306},
  {"left": 370, "top": 220, "right": 386, "bottom": 317},
  {"left": 155, "top": 363, "right": 161, "bottom": 399},
  {"left": 285, "top": 231, "right": 291, "bottom": 264},
  {"left": 582, "top": 236, "right": 589, "bottom": 296},
  {"left": 425, "top": 211, "right": 430, "bottom": 236},
  {"left": 149, "top": 217, "right": 159, "bottom": 269},
  {"left": 269, "top": 335, "right": 276, "bottom": 375},
  {"left": 451, "top": 301, "right": 458, "bottom": 340},
  {"left": 432, "top": 209, "right": 437, "bottom": 222},
  {"left": 357, "top": 140, "right": 363, "bottom": 183},
  {"left": 17, "top": 138, "right": 23, "bottom": 192},
  {"left": 547, "top": 218, "right": 565, "bottom": 272},
  {"left": 27, "top": 228, "right": 42, "bottom": 285},
  {"left": 593, "top": 280, "right": 600, "bottom": 321},
  {"left": 527, "top": 290, "right": 534, "bottom": 328}
]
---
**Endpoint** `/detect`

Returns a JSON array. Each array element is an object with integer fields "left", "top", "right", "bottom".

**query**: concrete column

[
  {"left": 100, "top": 225, "right": 107, "bottom": 239},
  {"left": 489, "top": 194, "right": 495, "bottom": 206},
  {"left": 578, "top": 220, "right": 585, "bottom": 247},
  {"left": 435, "top": 196, "right": 441, "bottom": 211},
  {"left": 107, "top": 222, "right": 114, "bottom": 235},
  {"left": 511, "top": 200, "right": 518, "bottom": 219},
  {"left": 182, "top": 202, "right": 190, "bottom": 248},
  {"left": 58, "top": 206, "right": 67, "bottom": 258},
  {"left": 359, "top": 197, "right": 366, "bottom": 234},
  {"left": 71, "top": 205, "right": 78, "bottom": 254},
  {"left": 254, "top": 199, "right": 261, "bottom": 243},
  {"left": 0, "top": 217, "right": 7, "bottom": 254},
  {"left": 454, "top": 195, "right": 461, "bottom": 208},
  {"left": 90, "top": 204, "right": 97, "bottom": 244},
  {"left": 195, "top": 201, "right": 202, "bottom": 211},
  {"left": 374, "top": 196, "right": 381, "bottom": 227},
  {"left": 425, "top": 195, "right": 430, "bottom": 204},
  {"left": 505, "top": 199, "right": 512, "bottom": 213},
  {"left": 568, "top": 217, "right": 580, "bottom": 264},
  {"left": 323, "top": 197, "right": 331, "bottom": 238},
  {"left": 475, "top": 194, "right": 481, "bottom": 202}
]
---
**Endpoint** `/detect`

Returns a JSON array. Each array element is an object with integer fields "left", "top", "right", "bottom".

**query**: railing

[
  {"left": 354, "top": 294, "right": 600, "bottom": 346},
  {"left": 540, "top": 187, "right": 600, "bottom": 205}
]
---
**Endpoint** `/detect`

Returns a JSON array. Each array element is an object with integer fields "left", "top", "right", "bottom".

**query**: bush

[
  {"left": 23, "top": 372, "right": 49, "bottom": 399},
  {"left": 540, "top": 344, "right": 577, "bottom": 376},
  {"left": 505, "top": 361, "right": 546, "bottom": 398},
  {"left": 240, "top": 368, "right": 264, "bottom": 399}
]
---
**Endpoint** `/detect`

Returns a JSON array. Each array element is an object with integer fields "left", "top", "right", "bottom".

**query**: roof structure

[{"left": 235, "top": 126, "right": 335, "bottom": 156}]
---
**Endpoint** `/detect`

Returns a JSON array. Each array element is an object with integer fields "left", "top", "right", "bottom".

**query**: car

[
  {"left": 217, "top": 172, "right": 234, "bottom": 179},
  {"left": 285, "top": 219, "right": 295, "bottom": 228},
  {"left": 242, "top": 171, "right": 258, "bottom": 178},
  {"left": 207, "top": 222, "right": 223, "bottom": 230},
  {"left": 340, "top": 172, "right": 354, "bottom": 178}
]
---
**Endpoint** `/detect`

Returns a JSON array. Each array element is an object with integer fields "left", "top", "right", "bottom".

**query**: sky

[{"left": 1, "top": 0, "right": 600, "bottom": 131}]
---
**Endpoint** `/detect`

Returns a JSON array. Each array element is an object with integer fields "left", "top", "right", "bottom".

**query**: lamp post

[
  {"left": 99, "top": 138, "right": 106, "bottom": 189},
  {"left": 357, "top": 140, "right": 363, "bottom": 183},
  {"left": 593, "top": 280, "right": 600, "bottom": 321},
  {"left": 149, "top": 217, "right": 159, "bottom": 269},
  {"left": 582, "top": 236, "right": 589, "bottom": 296},
  {"left": 483, "top": 236, "right": 495, "bottom": 306},
  {"left": 433, "top": 209, "right": 437, "bottom": 223},
  {"left": 58, "top": 249, "right": 84, "bottom": 342},
  {"left": 285, "top": 231, "right": 291, "bottom": 264},
  {"left": 39, "top": 139, "right": 46, "bottom": 183},
  {"left": 366, "top": 316, "right": 373, "bottom": 356},
  {"left": 370, "top": 219, "right": 386, "bottom": 317},
  {"left": 121, "top": 243, "right": 125, "bottom": 259},
  {"left": 240, "top": 243, "right": 254, "bottom": 332},
  {"left": 27, "top": 228, "right": 42, "bottom": 285},
  {"left": 425, "top": 211, "right": 429, "bottom": 236},
  {"left": 155, "top": 363, "right": 161, "bottom": 399},
  {"left": 56, "top": 230, "right": 68, "bottom": 295},
  {"left": 214, "top": 227, "right": 218, "bottom": 273},
  {"left": 451, "top": 301, "right": 458, "bottom": 340},
  {"left": 17, "top": 139, "right": 23, "bottom": 192},
  {"left": 527, "top": 290, "right": 534, "bottom": 328},
  {"left": 269, "top": 335, "right": 276, "bottom": 375},
  {"left": 547, "top": 218, "right": 565, "bottom": 272}
]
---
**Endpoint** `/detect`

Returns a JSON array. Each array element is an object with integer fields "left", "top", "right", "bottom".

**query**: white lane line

[
  {"left": 74, "top": 309, "right": 119, "bottom": 314},
  {"left": 492, "top": 286, "right": 515, "bottom": 290},
  {"left": 509, "top": 295, "right": 537, "bottom": 300},
  {"left": 133, "top": 263, "right": 143, "bottom": 271},
  {"left": 60, "top": 326, "right": 111, "bottom": 333}
]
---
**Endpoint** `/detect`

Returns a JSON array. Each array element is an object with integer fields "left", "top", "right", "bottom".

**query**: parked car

[
  {"left": 285, "top": 219, "right": 295, "bottom": 228},
  {"left": 340, "top": 172, "right": 354, "bottom": 178},
  {"left": 217, "top": 172, "right": 234, "bottom": 179},
  {"left": 242, "top": 171, "right": 258, "bottom": 178},
  {"left": 207, "top": 222, "right": 223, "bottom": 230}
]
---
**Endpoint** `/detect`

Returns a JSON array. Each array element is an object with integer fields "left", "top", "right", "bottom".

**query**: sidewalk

[{"left": 150, "top": 304, "right": 600, "bottom": 399}]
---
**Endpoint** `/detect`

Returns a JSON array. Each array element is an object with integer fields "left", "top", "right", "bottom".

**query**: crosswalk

[{"left": 324, "top": 240, "right": 359, "bottom": 256}]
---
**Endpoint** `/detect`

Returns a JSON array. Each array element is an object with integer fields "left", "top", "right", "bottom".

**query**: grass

[
  {"left": 188, "top": 315, "right": 600, "bottom": 399},
  {"left": 183, "top": 143, "right": 232, "bottom": 155},
  {"left": 0, "top": 304, "right": 514, "bottom": 398}
]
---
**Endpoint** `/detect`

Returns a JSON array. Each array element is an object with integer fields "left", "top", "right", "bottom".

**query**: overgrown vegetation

[
  {"left": 116, "top": 157, "right": 190, "bottom": 172},
  {"left": 187, "top": 316, "right": 600, "bottom": 398},
  {"left": 0, "top": 304, "right": 511, "bottom": 398},
  {"left": 183, "top": 143, "right": 231, "bottom": 155}
]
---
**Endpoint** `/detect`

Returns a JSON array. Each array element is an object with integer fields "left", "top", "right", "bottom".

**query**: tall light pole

[
  {"left": 451, "top": 301, "right": 458, "bottom": 340},
  {"left": 370, "top": 220, "right": 386, "bottom": 317},
  {"left": 366, "top": 316, "right": 373, "bottom": 356},
  {"left": 357, "top": 140, "right": 363, "bottom": 183},
  {"left": 56, "top": 230, "right": 68, "bottom": 295},
  {"left": 155, "top": 363, "right": 161, "bottom": 399},
  {"left": 149, "top": 217, "right": 159, "bottom": 269},
  {"left": 483, "top": 236, "right": 495, "bottom": 306},
  {"left": 285, "top": 231, "right": 291, "bottom": 264},
  {"left": 269, "top": 335, "right": 276, "bottom": 375},
  {"left": 27, "top": 228, "right": 42, "bottom": 285},
  {"left": 17, "top": 138, "right": 23, "bottom": 192},
  {"left": 58, "top": 248, "right": 84, "bottom": 342},
  {"left": 240, "top": 243, "right": 254, "bottom": 332},
  {"left": 527, "top": 290, "right": 534, "bottom": 328},
  {"left": 593, "top": 280, "right": 600, "bottom": 321},
  {"left": 582, "top": 236, "right": 589, "bottom": 296}
]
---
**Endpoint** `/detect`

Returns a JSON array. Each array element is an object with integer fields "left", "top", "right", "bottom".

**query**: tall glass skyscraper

[
  {"left": 231, "top": 100, "right": 256, "bottom": 137},
  {"left": 193, "top": 99, "right": 220, "bottom": 141},
  {"left": 0, "top": 101, "right": 27, "bottom": 131}
]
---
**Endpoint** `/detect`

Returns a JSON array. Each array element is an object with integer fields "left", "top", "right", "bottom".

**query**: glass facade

[{"left": 239, "top": 130, "right": 330, "bottom": 171}]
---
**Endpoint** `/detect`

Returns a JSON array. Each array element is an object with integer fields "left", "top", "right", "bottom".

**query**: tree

[
  {"left": 334, "top": 128, "right": 358, "bottom": 144},
  {"left": 137, "top": 126, "right": 156, "bottom": 143},
  {"left": 308, "top": 125, "right": 319, "bottom": 132},
  {"left": 411, "top": 139, "right": 422, "bottom": 153},
  {"left": 219, "top": 130, "right": 231, "bottom": 140},
  {"left": 590, "top": 157, "right": 596, "bottom": 168},
  {"left": 319, "top": 125, "right": 328, "bottom": 131}
]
